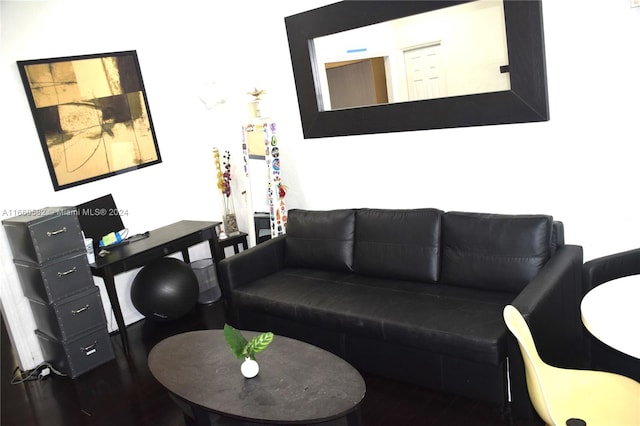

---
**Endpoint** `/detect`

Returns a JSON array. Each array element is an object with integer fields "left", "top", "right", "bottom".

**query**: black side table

[{"left": 215, "top": 232, "right": 248, "bottom": 260}]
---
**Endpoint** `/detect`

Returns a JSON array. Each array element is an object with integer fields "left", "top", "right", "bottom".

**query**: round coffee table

[
  {"left": 581, "top": 275, "right": 640, "bottom": 359},
  {"left": 148, "top": 330, "right": 366, "bottom": 425}
]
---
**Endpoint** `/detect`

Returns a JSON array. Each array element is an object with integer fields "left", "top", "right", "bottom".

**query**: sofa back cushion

[
  {"left": 441, "top": 211, "right": 553, "bottom": 292},
  {"left": 354, "top": 208, "right": 442, "bottom": 282},
  {"left": 285, "top": 209, "right": 356, "bottom": 272}
]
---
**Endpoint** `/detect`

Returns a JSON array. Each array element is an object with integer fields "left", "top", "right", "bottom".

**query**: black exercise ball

[{"left": 131, "top": 258, "right": 199, "bottom": 321}]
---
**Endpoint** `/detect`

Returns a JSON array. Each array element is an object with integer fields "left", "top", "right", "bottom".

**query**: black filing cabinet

[{"left": 2, "top": 207, "right": 114, "bottom": 378}]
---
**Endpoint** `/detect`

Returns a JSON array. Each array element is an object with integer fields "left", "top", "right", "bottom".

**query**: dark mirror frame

[{"left": 285, "top": 0, "right": 549, "bottom": 139}]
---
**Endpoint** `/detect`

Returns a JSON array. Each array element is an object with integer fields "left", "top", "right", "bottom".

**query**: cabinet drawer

[
  {"left": 2, "top": 207, "right": 84, "bottom": 265},
  {"left": 15, "top": 253, "right": 94, "bottom": 303},
  {"left": 36, "top": 326, "right": 115, "bottom": 379},
  {"left": 29, "top": 287, "right": 107, "bottom": 341}
]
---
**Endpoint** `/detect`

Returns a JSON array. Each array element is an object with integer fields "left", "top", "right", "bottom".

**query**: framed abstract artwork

[{"left": 17, "top": 50, "right": 162, "bottom": 191}]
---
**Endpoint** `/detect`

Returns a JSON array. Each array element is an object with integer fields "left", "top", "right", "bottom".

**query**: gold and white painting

[{"left": 18, "top": 51, "right": 161, "bottom": 190}]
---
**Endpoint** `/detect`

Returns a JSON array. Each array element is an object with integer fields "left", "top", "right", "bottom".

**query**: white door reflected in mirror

[{"left": 312, "top": 0, "right": 510, "bottom": 111}]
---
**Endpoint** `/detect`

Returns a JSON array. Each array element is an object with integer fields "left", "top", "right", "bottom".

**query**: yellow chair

[{"left": 503, "top": 305, "right": 640, "bottom": 426}]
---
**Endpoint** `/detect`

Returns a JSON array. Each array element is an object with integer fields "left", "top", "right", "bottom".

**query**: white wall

[
  {"left": 1, "top": 0, "right": 639, "bottom": 370},
  {"left": 0, "top": 0, "right": 330, "bottom": 369}
]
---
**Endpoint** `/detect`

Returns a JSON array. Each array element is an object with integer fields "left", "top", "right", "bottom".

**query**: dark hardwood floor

[{"left": 2, "top": 302, "right": 543, "bottom": 426}]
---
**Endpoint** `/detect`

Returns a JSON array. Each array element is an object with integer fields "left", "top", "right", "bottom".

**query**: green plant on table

[{"left": 223, "top": 324, "right": 274, "bottom": 360}]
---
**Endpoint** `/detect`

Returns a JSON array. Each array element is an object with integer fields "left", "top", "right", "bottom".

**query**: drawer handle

[
  {"left": 80, "top": 341, "right": 97, "bottom": 355},
  {"left": 57, "top": 267, "right": 77, "bottom": 277},
  {"left": 71, "top": 304, "right": 90, "bottom": 315},
  {"left": 46, "top": 227, "right": 67, "bottom": 237}
]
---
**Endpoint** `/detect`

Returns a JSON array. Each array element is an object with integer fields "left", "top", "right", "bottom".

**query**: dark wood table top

[
  {"left": 90, "top": 220, "right": 218, "bottom": 272},
  {"left": 148, "top": 330, "right": 366, "bottom": 424}
]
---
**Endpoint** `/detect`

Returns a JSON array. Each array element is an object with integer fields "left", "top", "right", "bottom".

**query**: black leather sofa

[{"left": 217, "top": 208, "right": 585, "bottom": 418}]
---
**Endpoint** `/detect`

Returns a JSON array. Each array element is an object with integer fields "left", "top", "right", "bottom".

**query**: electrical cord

[{"left": 11, "top": 361, "right": 66, "bottom": 384}]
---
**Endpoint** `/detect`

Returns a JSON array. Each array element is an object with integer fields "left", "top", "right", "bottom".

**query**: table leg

[
  {"left": 192, "top": 406, "right": 213, "bottom": 426},
  {"left": 182, "top": 248, "right": 191, "bottom": 263},
  {"left": 346, "top": 408, "right": 363, "bottom": 426},
  {"left": 102, "top": 267, "right": 130, "bottom": 355},
  {"left": 210, "top": 238, "right": 224, "bottom": 264},
  {"left": 233, "top": 235, "right": 248, "bottom": 254},
  {"left": 183, "top": 414, "right": 197, "bottom": 426}
]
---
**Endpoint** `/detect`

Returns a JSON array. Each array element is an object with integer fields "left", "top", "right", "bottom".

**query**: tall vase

[{"left": 222, "top": 196, "right": 239, "bottom": 235}]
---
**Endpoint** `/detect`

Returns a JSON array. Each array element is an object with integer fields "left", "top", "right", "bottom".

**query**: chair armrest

[
  {"left": 582, "top": 248, "right": 640, "bottom": 291},
  {"left": 217, "top": 235, "right": 287, "bottom": 299}
]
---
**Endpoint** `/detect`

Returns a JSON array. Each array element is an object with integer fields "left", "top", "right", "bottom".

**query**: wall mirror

[{"left": 285, "top": 0, "right": 549, "bottom": 138}]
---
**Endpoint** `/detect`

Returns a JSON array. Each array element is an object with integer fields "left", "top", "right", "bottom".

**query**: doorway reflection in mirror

[{"left": 313, "top": 0, "right": 510, "bottom": 111}]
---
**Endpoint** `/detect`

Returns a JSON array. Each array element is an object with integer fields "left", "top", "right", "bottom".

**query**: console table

[{"left": 90, "top": 220, "right": 220, "bottom": 355}]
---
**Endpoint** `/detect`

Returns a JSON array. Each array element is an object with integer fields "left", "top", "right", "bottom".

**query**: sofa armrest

[
  {"left": 508, "top": 244, "right": 584, "bottom": 417},
  {"left": 512, "top": 244, "right": 585, "bottom": 366},
  {"left": 217, "top": 235, "right": 287, "bottom": 300}
]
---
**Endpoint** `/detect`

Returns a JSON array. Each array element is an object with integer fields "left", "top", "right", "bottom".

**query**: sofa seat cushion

[
  {"left": 232, "top": 269, "right": 515, "bottom": 365},
  {"left": 234, "top": 269, "right": 388, "bottom": 338}
]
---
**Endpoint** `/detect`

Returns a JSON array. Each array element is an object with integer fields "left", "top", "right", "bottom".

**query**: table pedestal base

[{"left": 173, "top": 394, "right": 361, "bottom": 426}]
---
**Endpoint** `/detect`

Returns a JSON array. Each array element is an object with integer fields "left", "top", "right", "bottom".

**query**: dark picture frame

[
  {"left": 285, "top": 0, "right": 549, "bottom": 138},
  {"left": 17, "top": 50, "right": 162, "bottom": 191}
]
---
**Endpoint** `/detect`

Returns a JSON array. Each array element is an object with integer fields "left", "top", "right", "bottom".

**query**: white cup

[{"left": 85, "top": 238, "right": 95, "bottom": 264}]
